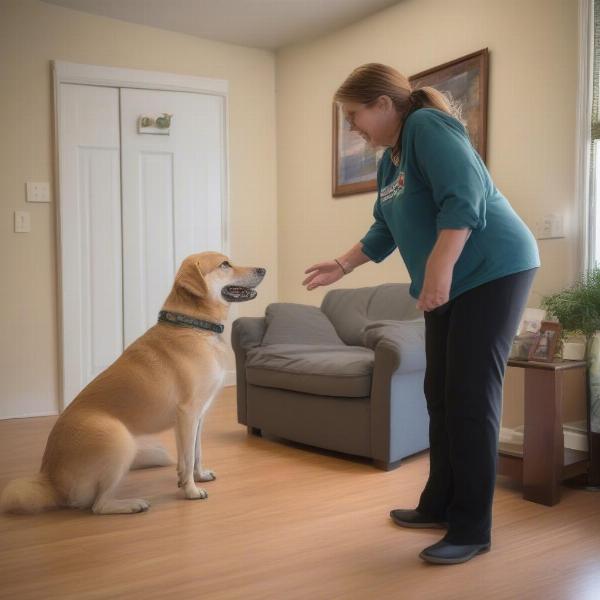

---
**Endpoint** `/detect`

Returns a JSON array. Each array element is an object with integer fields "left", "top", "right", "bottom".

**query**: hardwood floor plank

[{"left": 1, "top": 387, "right": 599, "bottom": 599}]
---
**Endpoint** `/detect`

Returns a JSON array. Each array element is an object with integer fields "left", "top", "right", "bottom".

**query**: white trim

[
  {"left": 499, "top": 426, "right": 588, "bottom": 452},
  {"left": 222, "top": 93, "right": 231, "bottom": 257},
  {"left": 223, "top": 370, "right": 237, "bottom": 387},
  {"left": 51, "top": 63, "right": 66, "bottom": 414},
  {"left": 576, "top": 0, "right": 594, "bottom": 273},
  {"left": 52, "top": 61, "right": 228, "bottom": 95},
  {"left": 52, "top": 61, "right": 230, "bottom": 411},
  {"left": 1, "top": 412, "right": 58, "bottom": 421}
]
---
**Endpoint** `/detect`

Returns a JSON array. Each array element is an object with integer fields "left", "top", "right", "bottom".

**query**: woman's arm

[
  {"left": 336, "top": 242, "right": 373, "bottom": 273},
  {"left": 302, "top": 242, "right": 372, "bottom": 291},
  {"left": 417, "top": 228, "right": 471, "bottom": 311}
]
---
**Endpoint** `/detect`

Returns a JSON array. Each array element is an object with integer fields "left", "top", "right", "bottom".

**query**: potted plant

[{"left": 541, "top": 267, "right": 600, "bottom": 360}]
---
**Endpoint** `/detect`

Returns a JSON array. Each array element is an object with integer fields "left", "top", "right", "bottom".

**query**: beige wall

[
  {"left": 0, "top": 0, "right": 277, "bottom": 418},
  {"left": 276, "top": 0, "right": 580, "bottom": 307},
  {"left": 0, "top": 0, "right": 582, "bottom": 421}
]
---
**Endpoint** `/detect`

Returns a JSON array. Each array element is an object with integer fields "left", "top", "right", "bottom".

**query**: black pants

[{"left": 416, "top": 267, "right": 538, "bottom": 545}]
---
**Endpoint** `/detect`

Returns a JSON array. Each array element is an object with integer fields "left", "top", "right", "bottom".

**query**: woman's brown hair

[{"left": 334, "top": 63, "right": 464, "bottom": 161}]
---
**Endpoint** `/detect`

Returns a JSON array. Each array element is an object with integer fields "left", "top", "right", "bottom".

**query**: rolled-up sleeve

[
  {"left": 360, "top": 198, "right": 397, "bottom": 263},
  {"left": 413, "top": 115, "right": 487, "bottom": 231}
]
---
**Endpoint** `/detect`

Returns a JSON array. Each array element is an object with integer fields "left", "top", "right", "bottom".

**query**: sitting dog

[{"left": 0, "top": 252, "right": 265, "bottom": 514}]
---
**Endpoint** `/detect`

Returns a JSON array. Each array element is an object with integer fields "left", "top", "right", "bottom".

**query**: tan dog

[{"left": 0, "top": 252, "right": 265, "bottom": 515}]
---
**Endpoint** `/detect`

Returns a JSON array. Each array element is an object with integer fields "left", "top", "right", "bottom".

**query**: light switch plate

[
  {"left": 26, "top": 182, "right": 51, "bottom": 203},
  {"left": 534, "top": 213, "right": 565, "bottom": 240},
  {"left": 14, "top": 211, "right": 31, "bottom": 233}
]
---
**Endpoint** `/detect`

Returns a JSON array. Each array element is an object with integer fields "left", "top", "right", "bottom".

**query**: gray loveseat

[{"left": 231, "top": 283, "right": 430, "bottom": 470}]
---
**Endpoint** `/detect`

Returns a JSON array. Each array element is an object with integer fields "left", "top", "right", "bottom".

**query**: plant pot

[{"left": 562, "top": 335, "right": 587, "bottom": 360}]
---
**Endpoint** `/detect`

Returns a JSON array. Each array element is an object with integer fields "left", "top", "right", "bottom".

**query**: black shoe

[
  {"left": 389, "top": 509, "right": 448, "bottom": 529},
  {"left": 419, "top": 540, "right": 491, "bottom": 564}
]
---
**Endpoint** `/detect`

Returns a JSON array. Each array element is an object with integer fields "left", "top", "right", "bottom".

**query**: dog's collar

[{"left": 157, "top": 310, "right": 224, "bottom": 334}]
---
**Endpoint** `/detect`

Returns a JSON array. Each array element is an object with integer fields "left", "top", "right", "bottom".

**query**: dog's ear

[{"left": 177, "top": 262, "right": 208, "bottom": 298}]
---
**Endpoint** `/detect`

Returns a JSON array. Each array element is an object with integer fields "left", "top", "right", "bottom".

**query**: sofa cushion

[
  {"left": 260, "top": 303, "right": 345, "bottom": 347},
  {"left": 320, "top": 283, "right": 423, "bottom": 346},
  {"left": 245, "top": 343, "right": 373, "bottom": 398}
]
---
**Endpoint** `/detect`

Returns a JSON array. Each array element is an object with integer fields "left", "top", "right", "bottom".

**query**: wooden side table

[{"left": 498, "top": 359, "right": 589, "bottom": 506}]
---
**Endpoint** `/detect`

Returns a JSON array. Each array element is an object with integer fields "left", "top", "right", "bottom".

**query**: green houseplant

[{"left": 541, "top": 267, "right": 600, "bottom": 354}]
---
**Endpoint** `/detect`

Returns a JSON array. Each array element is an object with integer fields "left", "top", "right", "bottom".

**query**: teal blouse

[{"left": 360, "top": 108, "right": 540, "bottom": 300}]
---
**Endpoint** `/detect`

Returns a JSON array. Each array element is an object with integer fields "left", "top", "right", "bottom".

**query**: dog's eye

[{"left": 220, "top": 261, "right": 231, "bottom": 269}]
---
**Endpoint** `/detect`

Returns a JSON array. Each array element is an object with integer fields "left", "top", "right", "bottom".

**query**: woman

[{"left": 302, "top": 64, "right": 540, "bottom": 565}]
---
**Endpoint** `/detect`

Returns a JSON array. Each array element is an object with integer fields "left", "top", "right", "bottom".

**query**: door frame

[
  {"left": 575, "top": 0, "right": 593, "bottom": 273},
  {"left": 52, "top": 60, "right": 230, "bottom": 410}
]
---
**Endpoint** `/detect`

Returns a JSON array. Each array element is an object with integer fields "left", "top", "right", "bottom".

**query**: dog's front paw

[
  {"left": 194, "top": 469, "right": 216, "bottom": 482},
  {"left": 92, "top": 497, "right": 150, "bottom": 515},
  {"left": 184, "top": 485, "right": 208, "bottom": 500}
]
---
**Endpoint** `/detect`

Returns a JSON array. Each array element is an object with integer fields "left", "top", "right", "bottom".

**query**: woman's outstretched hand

[{"left": 302, "top": 261, "right": 344, "bottom": 291}]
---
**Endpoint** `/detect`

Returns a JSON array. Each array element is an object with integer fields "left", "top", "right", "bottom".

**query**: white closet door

[
  {"left": 120, "top": 88, "right": 225, "bottom": 346},
  {"left": 57, "top": 84, "right": 123, "bottom": 406}
]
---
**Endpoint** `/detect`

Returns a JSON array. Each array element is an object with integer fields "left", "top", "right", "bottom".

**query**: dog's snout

[{"left": 255, "top": 268, "right": 266, "bottom": 276}]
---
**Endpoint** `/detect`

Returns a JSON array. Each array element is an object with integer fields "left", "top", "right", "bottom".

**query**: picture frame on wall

[
  {"left": 331, "top": 101, "right": 384, "bottom": 197},
  {"left": 409, "top": 48, "right": 489, "bottom": 162},
  {"left": 331, "top": 48, "right": 489, "bottom": 197}
]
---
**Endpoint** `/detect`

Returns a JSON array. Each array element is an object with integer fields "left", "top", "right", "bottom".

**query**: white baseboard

[
  {"left": 1, "top": 372, "right": 237, "bottom": 420},
  {"left": 500, "top": 425, "right": 588, "bottom": 452},
  {"left": 0, "top": 411, "right": 58, "bottom": 421},
  {"left": 224, "top": 369, "right": 236, "bottom": 387}
]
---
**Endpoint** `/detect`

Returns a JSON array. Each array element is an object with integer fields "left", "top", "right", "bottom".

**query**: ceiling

[{"left": 42, "top": 0, "right": 402, "bottom": 50}]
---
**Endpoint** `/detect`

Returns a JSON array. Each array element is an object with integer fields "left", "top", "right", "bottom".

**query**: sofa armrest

[
  {"left": 232, "top": 316, "right": 266, "bottom": 352},
  {"left": 231, "top": 317, "right": 267, "bottom": 424},
  {"left": 365, "top": 320, "right": 427, "bottom": 464},
  {"left": 362, "top": 320, "right": 426, "bottom": 376}
]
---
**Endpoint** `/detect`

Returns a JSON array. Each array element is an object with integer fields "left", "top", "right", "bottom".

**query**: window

[{"left": 587, "top": 0, "right": 600, "bottom": 267}]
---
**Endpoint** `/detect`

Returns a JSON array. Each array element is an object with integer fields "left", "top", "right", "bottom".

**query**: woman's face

[{"left": 341, "top": 96, "right": 400, "bottom": 148}]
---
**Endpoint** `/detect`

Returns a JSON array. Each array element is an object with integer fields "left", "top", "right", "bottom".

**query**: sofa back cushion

[
  {"left": 260, "top": 302, "right": 345, "bottom": 346},
  {"left": 320, "top": 283, "right": 422, "bottom": 346}
]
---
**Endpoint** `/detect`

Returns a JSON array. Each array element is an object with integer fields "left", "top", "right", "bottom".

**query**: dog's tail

[{"left": 0, "top": 472, "right": 60, "bottom": 514}]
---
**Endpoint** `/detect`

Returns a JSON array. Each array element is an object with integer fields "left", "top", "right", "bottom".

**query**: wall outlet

[
  {"left": 534, "top": 213, "right": 564, "bottom": 240},
  {"left": 26, "top": 181, "right": 51, "bottom": 203},
  {"left": 14, "top": 211, "right": 31, "bottom": 233}
]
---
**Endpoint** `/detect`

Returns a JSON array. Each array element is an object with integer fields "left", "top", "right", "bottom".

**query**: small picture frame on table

[{"left": 528, "top": 321, "right": 562, "bottom": 362}]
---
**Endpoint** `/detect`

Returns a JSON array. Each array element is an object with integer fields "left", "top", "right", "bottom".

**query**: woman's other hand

[
  {"left": 417, "top": 228, "right": 470, "bottom": 311},
  {"left": 417, "top": 256, "right": 452, "bottom": 311},
  {"left": 302, "top": 261, "right": 345, "bottom": 291}
]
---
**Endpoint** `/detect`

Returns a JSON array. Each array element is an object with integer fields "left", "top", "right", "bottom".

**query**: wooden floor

[{"left": 1, "top": 387, "right": 599, "bottom": 600}]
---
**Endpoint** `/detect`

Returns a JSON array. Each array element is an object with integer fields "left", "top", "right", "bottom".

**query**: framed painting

[
  {"left": 410, "top": 48, "right": 489, "bottom": 162},
  {"left": 331, "top": 48, "right": 489, "bottom": 196},
  {"left": 331, "top": 101, "right": 384, "bottom": 197}
]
